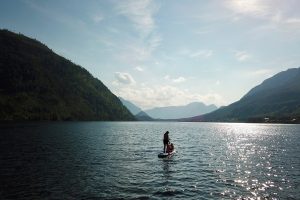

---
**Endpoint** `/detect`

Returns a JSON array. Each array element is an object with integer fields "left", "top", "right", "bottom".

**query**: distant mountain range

[
  {"left": 135, "top": 111, "right": 154, "bottom": 121},
  {"left": 0, "top": 29, "right": 134, "bottom": 121},
  {"left": 186, "top": 67, "right": 300, "bottom": 123},
  {"left": 119, "top": 97, "right": 142, "bottom": 115},
  {"left": 119, "top": 98, "right": 218, "bottom": 120},
  {"left": 144, "top": 102, "right": 218, "bottom": 119}
]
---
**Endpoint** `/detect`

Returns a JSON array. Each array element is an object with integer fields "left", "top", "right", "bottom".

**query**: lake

[{"left": 0, "top": 122, "right": 299, "bottom": 199}]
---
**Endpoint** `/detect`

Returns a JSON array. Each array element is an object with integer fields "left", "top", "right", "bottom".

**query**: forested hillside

[
  {"left": 187, "top": 67, "right": 300, "bottom": 123},
  {"left": 0, "top": 30, "right": 135, "bottom": 121}
]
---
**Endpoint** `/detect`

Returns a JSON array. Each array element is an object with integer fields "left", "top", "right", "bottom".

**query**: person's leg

[{"left": 163, "top": 142, "right": 167, "bottom": 153}]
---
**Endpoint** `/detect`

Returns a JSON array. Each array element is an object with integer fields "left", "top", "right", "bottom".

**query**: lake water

[{"left": 0, "top": 122, "right": 299, "bottom": 200}]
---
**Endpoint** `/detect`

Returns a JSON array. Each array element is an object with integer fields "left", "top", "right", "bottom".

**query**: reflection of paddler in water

[
  {"left": 161, "top": 154, "right": 172, "bottom": 179},
  {"left": 162, "top": 158, "right": 171, "bottom": 179}
]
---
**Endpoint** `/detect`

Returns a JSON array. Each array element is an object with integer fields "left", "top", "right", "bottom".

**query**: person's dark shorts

[{"left": 163, "top": 140, "right": 169, "bottom": 145}]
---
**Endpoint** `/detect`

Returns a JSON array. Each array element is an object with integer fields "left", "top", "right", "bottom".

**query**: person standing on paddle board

[{"left": 163, "top": 131, "right": 170, "bottom": 153}]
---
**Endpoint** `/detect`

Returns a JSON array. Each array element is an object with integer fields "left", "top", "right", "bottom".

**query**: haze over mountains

[
  {"left": 0, "top": 30, "right": 134, "bottom": 121},
  {"left": 119, "top": 97, "right": 217, "bottom": 120},
  {"left": 144, "top": 102, "right": 217, "bottom": 119},
  {"left": 119, "top": 97, "right": 142, "bottom": 115},
  {"left": 186, "top": 67, "right": 300, "bottom": 122}
]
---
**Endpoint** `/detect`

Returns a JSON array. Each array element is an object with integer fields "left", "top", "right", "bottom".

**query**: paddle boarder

[{"left": 163, "top": 131, "right": 170, "bottom": 153}]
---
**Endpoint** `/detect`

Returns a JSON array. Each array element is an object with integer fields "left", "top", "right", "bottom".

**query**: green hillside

[
  {"left": 0, "top": 29, "right": 135, "bottom": 121},
  {"left": 188, "top": 68, "right": 300, "bottom": 123}
]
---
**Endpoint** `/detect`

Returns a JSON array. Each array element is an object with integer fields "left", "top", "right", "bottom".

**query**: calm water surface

[{"left": 0, "top": 122, "right": 299, "bottom": 199}]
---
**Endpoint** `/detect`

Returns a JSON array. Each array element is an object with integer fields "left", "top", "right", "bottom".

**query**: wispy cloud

[
  {"left": 92, "top": 14, "right": 104, "bottom": 23},
  {"left": 190, "top": 50, "right": 213, "bottom": 58},
  {"left": 116, "top": 36, "right": 161, "bottom": 64},
  {"left": 235, "top": 51, "right": 251, "bottom": 62},
  {"left": 24, "top": 0, "right": 87, "bottom": 29},
  {"left": 177, "top": 48, "right": 213, "bottom": 59},
  {"left": 113, "top": 0, "right": 161, "bottom": 64},
  {"left": 115, "top": 0, "right": 159, "bottom": 36}
]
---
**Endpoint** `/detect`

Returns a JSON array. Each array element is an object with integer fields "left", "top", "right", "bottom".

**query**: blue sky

[{"left": 1, "top": 0, "right": 300, "bottom": 109}]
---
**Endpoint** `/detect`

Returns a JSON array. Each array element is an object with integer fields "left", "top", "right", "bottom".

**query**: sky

[{"left": 1, "top": 0, "right": 300, "bottom": 109}]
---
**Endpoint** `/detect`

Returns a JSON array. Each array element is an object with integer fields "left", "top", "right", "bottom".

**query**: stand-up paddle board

[{"left": 158, "top": 150, "right": 176, "bottom": 158}]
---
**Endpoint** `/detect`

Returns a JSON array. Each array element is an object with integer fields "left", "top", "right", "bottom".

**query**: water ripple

[{"left": 0, "top": 122, "right": 299, "bottom": 199}]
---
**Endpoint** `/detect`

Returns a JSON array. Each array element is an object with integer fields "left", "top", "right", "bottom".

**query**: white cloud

[
  {"left": 135, "top": 66, "right": 144, "bottom": 71},
  {"left": 173, "top": 77, "right": 186, "bottom": 83},
  {"left": 114, "top": 72, "right": 136, "bottom": 85},
  {"left": 198, "top": 93, "right": 225, "bottom": 107},
  {"left": 164, "top": 75, "right": 186, "bottom": 83},
  {"left": 113, "top": 83, "right": 225, "bottom": 109},
  {"left": 225, "top": 0, "right": 300, "bottom": 30},
  {"left": 235, "top": 51, "right": 251, "bottom": 61},
  {"left": 226, "top": 0, "right": 269, "bottom": 18},
  {"left": 164, "top": 75, "right": 170, "bottom": 80}
]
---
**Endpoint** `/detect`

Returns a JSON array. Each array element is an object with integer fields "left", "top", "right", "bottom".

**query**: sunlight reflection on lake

[{"left": 0, "top": 122, "right": 299, "bottom": 199}]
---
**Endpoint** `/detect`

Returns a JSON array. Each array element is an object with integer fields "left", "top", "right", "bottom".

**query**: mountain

[
  {"left": 118, "top": 97, "right": 154, "bottom": 121},
  {"left": 0, "top": 29, "right": 135, "bottom": 121},
  {"left": 135, "top": 111, "right": 154, "bottom": 121},
  {"left": 188, "top": 67, "right": 300, "bottom": 122},
  {"left": 244, "top": 68, "right": 299, "bottom": 98},
  {"left": 144, "top": 102, "right": 218, "bottom": 119},
  {"left": 119, "top": 97, "right": 142, "bottom": 115}
]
